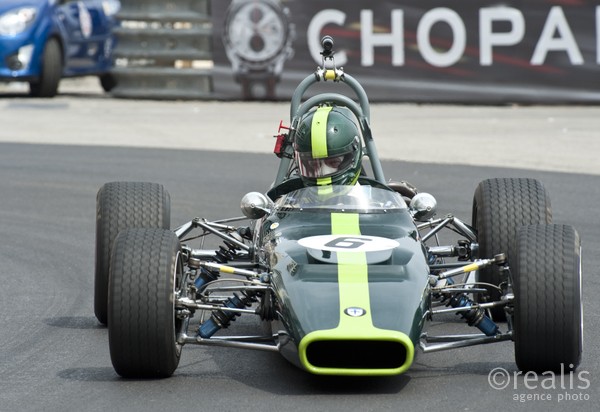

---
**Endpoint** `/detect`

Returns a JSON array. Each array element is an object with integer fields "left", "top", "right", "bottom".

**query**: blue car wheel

[
  {"left": 29, "top": 37, "right": 62, "bottom": 97},
  {"left": 99, "top": 72, "right": 117, "bottom": 92}
]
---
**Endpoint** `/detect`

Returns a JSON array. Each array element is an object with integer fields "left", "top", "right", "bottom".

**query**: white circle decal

[
  {"left": 298, "top": 235, "right": 399, "bottom": 253},
  {"left": 344, "top": 307, "right": 367, "bottom": 317},
  {"left": 298, "top": 235, "right": 399, "bottom": 264}
]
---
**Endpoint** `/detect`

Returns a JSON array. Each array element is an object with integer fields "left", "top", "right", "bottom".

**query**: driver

[
  {"left": 294, "top": 105, "right": 363, "bottom": 187},
  {"left": 290, "top": 104, "right": 418, "bottom": 205}
]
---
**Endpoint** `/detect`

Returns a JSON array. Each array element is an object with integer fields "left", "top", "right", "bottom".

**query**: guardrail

[
  {"left": 107, "top": 1, "right": 600, "bottom": 103},
  {"left": 110, "top": 0, "right": 213, "bottom": 99}
]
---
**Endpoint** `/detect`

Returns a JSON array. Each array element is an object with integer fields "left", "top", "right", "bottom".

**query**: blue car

[{"left": 0, "top": 0, "right": 120, "bottom": 97}]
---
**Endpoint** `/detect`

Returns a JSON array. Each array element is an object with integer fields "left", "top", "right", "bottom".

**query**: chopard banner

[{"left": 211, "top": 0, "right": 600, "bottom": 103}]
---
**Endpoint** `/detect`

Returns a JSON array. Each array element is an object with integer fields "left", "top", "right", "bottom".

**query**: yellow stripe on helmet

[{"left": 311, "top": 106, "right": 332, "bottom": 159}]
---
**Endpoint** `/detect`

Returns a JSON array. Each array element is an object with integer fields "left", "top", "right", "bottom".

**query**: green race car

[{"left": 94, "top": 37, "right": 582, "bottom": 379}]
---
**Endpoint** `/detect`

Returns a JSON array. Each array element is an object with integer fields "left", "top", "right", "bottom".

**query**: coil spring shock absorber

[
  {"left": 448, "top": 293, "right": 499, "bottom": 336},
  {"left": 198, "top": 292, "right": 256, "bottom": 338},
  {"left": 214, "top": 230, "right": 248, "bottom": 263},
  {"left": 214, "top": 243, "right": 236, "bottom": 263},
  {"left": 194, "top": 267, "right": 219, "bottom": 290}
]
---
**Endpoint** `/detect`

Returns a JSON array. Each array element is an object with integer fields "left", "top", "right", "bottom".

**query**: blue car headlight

[
  {"left": 102, "top": 0, "right": 121, "bottom": 17},
  {"left": 0, "top": 7, "right": 37, "bottom": 36}
]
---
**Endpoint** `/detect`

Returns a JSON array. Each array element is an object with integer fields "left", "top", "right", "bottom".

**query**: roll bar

[
  {"left": 273, "top": 38, "right": 386, "bottom": 186},
  {"left": 290, "top": 70, "right": 371, "bottom": 121}
]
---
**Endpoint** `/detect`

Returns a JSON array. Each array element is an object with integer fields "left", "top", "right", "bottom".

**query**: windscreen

[{"left": 275, "top": 185, "right": 407, "bottom": 213}]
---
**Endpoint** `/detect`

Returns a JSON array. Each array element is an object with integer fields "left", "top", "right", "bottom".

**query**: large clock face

[{"left": 226, "top": 2, "right": 287, "bottom": 62}]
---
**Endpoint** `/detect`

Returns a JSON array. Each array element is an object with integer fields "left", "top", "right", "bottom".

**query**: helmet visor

[{"left": 296, "top": 150, "right": 356, "bottom": 178}]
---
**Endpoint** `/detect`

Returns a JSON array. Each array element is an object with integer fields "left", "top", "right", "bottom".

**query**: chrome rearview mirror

[
  {"left": 410, "top": 193, "right": 437, "bottom": 221},
  {"left": 241, "top": 192, "right": 272, "bottom": 219}
]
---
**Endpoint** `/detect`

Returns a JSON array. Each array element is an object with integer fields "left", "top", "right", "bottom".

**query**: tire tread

[
  {"left": 473, "top": 178, "right": 552, "bottom": 319},
  {"left": 108, "top": 228, "right": 181, "bottom": 378},
  {"left": 513, "top": 224, "right": 582, "bottom": 372},
  {"left": 94, "top": 181, "right": 170, "bottom": 324}
]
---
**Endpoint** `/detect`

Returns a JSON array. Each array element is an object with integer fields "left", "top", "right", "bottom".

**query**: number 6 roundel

[
  {"left": 299, "top": 234, "right": 400, "bottom": 264},
  {"left": 324, "top": 236, "right": 373, "bottom": 250}
]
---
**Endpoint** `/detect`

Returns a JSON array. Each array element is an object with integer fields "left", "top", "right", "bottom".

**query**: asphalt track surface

[{"left": 0, "top": 79, "right": 599, "bottom": 411}]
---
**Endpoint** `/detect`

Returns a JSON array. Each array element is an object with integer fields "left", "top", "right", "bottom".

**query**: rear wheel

[
  {"left": 99, "top": 73, "right": 117, "bottom": 92},
  {"left": 108, "top": 228, "right": 183, "bottom": 378},
  {"left": 94, "top": 182, "right": 170, "bottom": 325},
  {"left": 512, "top": 224, "right": 582, "bottom": 372},
  {"left": 30, "top": 38, "right": 62, "bottom": 97},
  {"left": 472, "top": 178, "right": 552, "bottom": 320}
]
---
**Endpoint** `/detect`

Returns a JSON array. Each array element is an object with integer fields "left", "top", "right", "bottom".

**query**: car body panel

[
  {"left": 0, "top": 0, "right": 118, "bottom": 82},
  {"left": 259, "top": 186, "right": 430, "bottom": 375}
]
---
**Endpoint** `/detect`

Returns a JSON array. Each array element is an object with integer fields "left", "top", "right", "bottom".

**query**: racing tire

[
  {"left": 94, "top": 182, "right": 170, "bottom": 325},
  {"left": 472, "top": 178, "right": 552, "bottom": 321},
  {"left": 108, "top": 228, "right": 183, "bottom": 378},
  {"left": 29, "top": 38, "right": 62, "bottom": 98},
  {"left": 512, "top": 224, "right": 582, "bottom": 372}
]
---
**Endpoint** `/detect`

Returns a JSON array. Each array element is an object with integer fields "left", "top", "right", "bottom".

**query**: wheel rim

[{"left": 172, "top": 251, "right": 184, "bottom": 356}]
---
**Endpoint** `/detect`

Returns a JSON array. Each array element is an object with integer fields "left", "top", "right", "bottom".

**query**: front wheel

[
  {"left": 108, "top": 228, "right": 183, "bottom": 378},
  {"left": 30, "top": 37, "right": 62, "bottom": 97},
  {"left": 512, "top": 224, "right": 582, "bottom": 372}
]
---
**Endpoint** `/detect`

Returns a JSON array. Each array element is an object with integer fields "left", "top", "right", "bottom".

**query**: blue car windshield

[{"left": 275, "top": 185, "right": 407, "bottom": 213}]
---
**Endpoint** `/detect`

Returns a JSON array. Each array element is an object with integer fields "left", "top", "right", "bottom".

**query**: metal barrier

[{"left": 111, "top": 0, "right": 213, "bottom": 100}]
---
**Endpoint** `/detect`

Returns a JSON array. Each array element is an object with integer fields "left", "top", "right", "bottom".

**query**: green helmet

[{"left": 294, "top": 105, "right": 362, "bottom": 186}]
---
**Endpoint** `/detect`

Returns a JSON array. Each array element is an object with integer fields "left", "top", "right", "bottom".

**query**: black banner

[{"left": 211, "top": 0, "right": 600, "bottom": 103}]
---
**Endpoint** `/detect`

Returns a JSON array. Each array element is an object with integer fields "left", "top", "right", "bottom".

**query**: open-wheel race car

[{"left": 94, "top": 37, "right": 582, "bottom": 378}]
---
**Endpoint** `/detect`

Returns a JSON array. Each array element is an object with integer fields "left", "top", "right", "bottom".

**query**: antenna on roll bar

[
  {"left": 320, "top": 35, "right": 334, "bottom": 59},
  {"left": 318, "top": 35, "right": 340, "bottom": 75}
]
